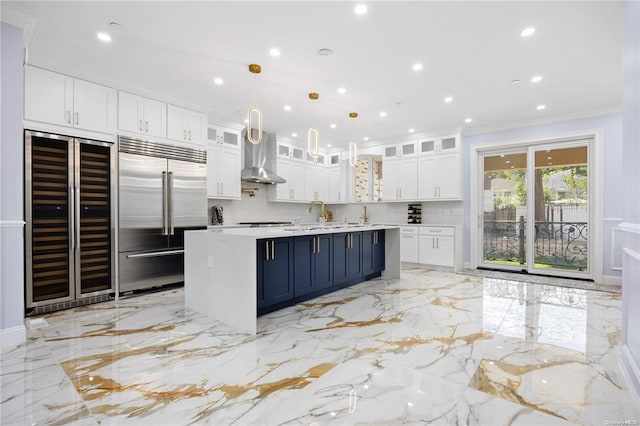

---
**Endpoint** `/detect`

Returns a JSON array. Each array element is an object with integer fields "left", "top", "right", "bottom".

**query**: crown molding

[{"left": 0, "top": 5, "right": 39, "bottom": 46}]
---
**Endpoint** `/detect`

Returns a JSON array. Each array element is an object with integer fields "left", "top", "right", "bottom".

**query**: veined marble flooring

[{"left": 1, "top": 269, "right": 638, "bottom": 425}]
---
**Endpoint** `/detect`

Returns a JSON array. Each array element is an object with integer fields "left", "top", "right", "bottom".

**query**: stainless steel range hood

[{"left": 241, "top": 129, "right": 286, "bottom": 184}]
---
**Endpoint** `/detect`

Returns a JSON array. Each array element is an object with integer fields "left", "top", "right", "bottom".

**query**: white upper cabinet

[
  {"left": 208, "top": 126, "right": 242, "bottom": 149},
  {"left": 383, "top": 157, "right": 418, "bottom": 201},
  {"left": 383, "top": 141, "right": 417, "bottom": 159},
  {"left": 418, "top": 134, "right": 460, "bottom": 156},
  {"left": 327, "top": 166, "right": 342, "bottom": 202},
  {"left": 274, "top": 159, "right": 305, "bottom": 201},
  {"left": 25, "top": 66, "right": 116, "bottom": 134},
  {"left": 118, "top": 91, "right": 167, "bottom": 138},
  {"left": 304, "top": 152, "right": 327, "bottom": 201},
  {"left": 417, "top": 134, "right": 462, "bottom": 200},
  {"left": 207, "top": 126, "right": 241, "bottom": 200},
  {"left": 167, "top": 104, "right": 207, "bottom": 146}
]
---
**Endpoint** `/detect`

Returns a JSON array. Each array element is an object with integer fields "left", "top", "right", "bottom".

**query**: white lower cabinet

[
  {"left": 400, "top": 227, "right": 419, "bottom": 263},
  {"left": 418, "top": 227, "right": 454, "bottom": 267}
]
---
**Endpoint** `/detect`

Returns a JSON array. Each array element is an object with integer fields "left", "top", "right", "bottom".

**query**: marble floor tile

[{"left": 1, "top": 269, "right": 638, "bottom": 425}]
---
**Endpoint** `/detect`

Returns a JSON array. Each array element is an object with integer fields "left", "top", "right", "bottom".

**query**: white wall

[
  {"left": 208, "top": 185, "right": 465, "bottom": 227},
  {"left": 329, "top": 201, "right": 464, "bottom": 226},
  {"left": 462, "top": 113, "right": 623, "bottom": 278},
  {"left": 207, "top": 187, "right": 320, "bottom": 225},
  {"left": 620, "top": 0, "right": 640, "bottom": 405},
  {"left": 1, "top": 22, "right": 26, "bottom": 347}
]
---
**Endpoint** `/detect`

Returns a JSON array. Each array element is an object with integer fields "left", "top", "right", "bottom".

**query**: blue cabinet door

[
  {"left": 362, "top": 231, "right": 375, "bottom": 276},
  {"left": 315, "top": 234, "right": 333, "bottom": 290},
  {"left": 333, "top": 232, "right": 349, "bottom": 286},
  {"left": 257, "top": 238, "right": 294, "bottom": 308},
  {"left": 267, "top": 238, "right": 294, "bottom": 304},
  {"left": 294, "top": 236, "right": 315, "bottom": 297},
  {"left": 373, "top": 230, "right": 385, "bottom": 273},
  {"left": 348, "top": 232, "right": 363, "bottom": 281}
]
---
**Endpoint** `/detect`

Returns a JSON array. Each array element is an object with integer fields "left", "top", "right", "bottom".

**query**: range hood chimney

[{"left": 241, "top": 129, "right": 286, "bottom": 184}]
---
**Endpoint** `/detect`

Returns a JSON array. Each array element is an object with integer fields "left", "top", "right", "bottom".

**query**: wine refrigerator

[{"left": 25, "top": 130, "right": 116, "bottom": 313}]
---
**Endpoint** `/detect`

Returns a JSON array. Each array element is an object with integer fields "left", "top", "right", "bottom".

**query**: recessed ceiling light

[
  {"left": 363, "top": 137, "right": 369, "bottom": 141},
  {"left": 327, "top": 144, "right": 332, "bottom": 148},
  {"left": 354, "top": 4, "right": 368, "bottom": 15},
  {"left": 505, "top": 160, "right": 511, "bottom": 164},
  {"left": 548, "top": 162, "right": 553, "bottom": 165},
  {"left": 536, "top": 104, "right": 546, "bottom": 110},
  {"left": 521, "top": 26, "right": 536, "bottom": 37},
  {"left": 317, "top": 48, "right": 334, "bottom": 57},
  {"left": 500, "top": 154, "right": 505, "bottom": 157},
  {"left": 412, "top": 63, "right": 423, "bottom": 71},
  {"left": 97, "top": 32, "right": 111, "bottom": 42},
  {"left": 444, "top": 96, "right": 453, "bottom": 103},
  {"left": 511, "top": 79, "right": 521, "bottom": 84},
  {"left": 284, "top": 105, "right": 292, "bottom": 111},
  {"left": 510, "top": 166, "right": 515, "bottom": 168},
  {"left": 213, "top": 77, "right": 224, "bottom": 85},
  {"left": 269, "top": 48, "right": 281, "bottom": 57},
  {"left": 337, "top": 87, "right": 346, "bottom": 94},
  {"left": 330, "top": 124, "right": 337, "bottom": 129},
  {"left": 291, "top": 133, "right": 298, "bottom": 137},
  {"left": 531, "top": 75, "right": 543, "bottom": 83},
  {"left": 379, "top": 111, "right": 387, "bottom": 117},
  {"left": 465, "top": 118, "right": 473, "bottom": 123},
  {"left": 408, "top": 128, "right": 415, "bottom": 133},
  {"left": 547, "top": 156, "right": 552, "bottom": 160}
]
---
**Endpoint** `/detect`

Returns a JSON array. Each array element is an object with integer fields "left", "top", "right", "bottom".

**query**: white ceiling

[{"left": 3, "top": 1, "right": 623, "bottom": 150}]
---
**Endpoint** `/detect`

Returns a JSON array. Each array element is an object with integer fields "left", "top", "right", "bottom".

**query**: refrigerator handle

[
  {"left": 69, "top": 184, "right": 75, "bottom": 250},
  {"left": 162, "top": 171, "right": 169, "bottom": 235},
  {"left": 75, "top": 185, "right": 81, "bottom": 250},
  {"left": 168, "top": 171, "right": 175, "bottom": 235}
]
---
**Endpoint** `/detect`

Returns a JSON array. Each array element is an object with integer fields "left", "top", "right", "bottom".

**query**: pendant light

[
  {"left": 307, "top": 92, "right": 320, "bottom": 158},
  {"left": 247, "top": 63, "right": 263, "bottom": 144},
  {"left": 348, "top": 112, "right": 358, "bottom": 167}
]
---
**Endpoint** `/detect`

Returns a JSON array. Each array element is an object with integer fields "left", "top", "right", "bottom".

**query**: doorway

[{"left": 478, "top": 140, "right": 592, "bottom": 279}]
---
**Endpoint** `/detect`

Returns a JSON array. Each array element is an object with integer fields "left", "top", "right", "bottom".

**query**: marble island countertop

[
  {"left": 200, "top": 223, "right": 399, "bottom": 239},
  {"left": 184, "top": 225, "right": 401, "bottom": 334}
]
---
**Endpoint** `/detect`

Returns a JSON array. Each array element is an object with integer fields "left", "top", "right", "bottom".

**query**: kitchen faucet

[
  {"left": 308, "top": 200, "right": 326, "bottom": 220},
  {"left": 361, "top": 205, "right": 369, "bottom": 223}
]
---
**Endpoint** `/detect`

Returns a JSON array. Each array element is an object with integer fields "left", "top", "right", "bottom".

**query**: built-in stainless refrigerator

[
  {"left": 117, "top": 136, "right": 207, "bottom": 293},
  {"left": 25, "top": 130, "right": 116, "bottom": 313}
]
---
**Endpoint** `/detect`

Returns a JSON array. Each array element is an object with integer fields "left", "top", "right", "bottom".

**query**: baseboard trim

[
  {"left": 601, "top": 275, "right": 622, "bottom": 286},
  {"left": 0, "top": 325, "right": 26, "bottom": 349},
  {"left": 621, "top": 345, "right": 640, "bottom": 410}
]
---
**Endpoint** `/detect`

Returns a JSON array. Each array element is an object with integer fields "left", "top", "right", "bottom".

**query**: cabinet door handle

[
  {"left": 265, "top": 240, "right": 270, "bottom": 260},
  {"left": 316, "top": 236, "right": 320, "bottom": 254},
  {"left": 432, "top": 238, "right": 435, "bottom": 249},
  {"left": 189, "top": 130, "right": 192, "bottom": 140},
  {"left": 436, "top": 238, "right": 439, "bottom": 249},
  {"left": 183, "top": 129, "right": 187, "bottom": 140},
  {"left": 75, "top": 112, "right": 79, "bottom": 126},
  {"left": 271, "top": 240, "right": 275, "bottom": 260},
  {"left": 312, "top": 236, "right": 316, "bottom": 254},
  {"left": 67, "top": 110, "right": 72, "bottom": 124},
  {"left": 139, "top": 119, "right": 143, "bottom": 131},
  {"left": 145, "top": 121, "right": 149, "bottom": 132},
  {"left": 221, "top": 182, "right": 224, "bottom": 194},
  {"left": 338, "top": 192, "right": 341, "bottom": 201}
]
